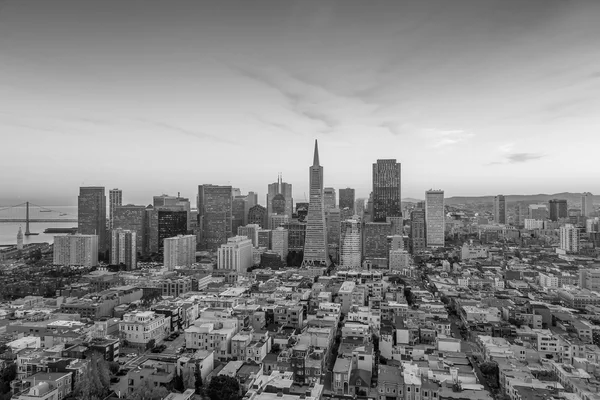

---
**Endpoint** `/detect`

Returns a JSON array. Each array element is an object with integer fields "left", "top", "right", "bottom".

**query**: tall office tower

[
  {"left": 197, "top": 185, "right": 233, "bottom": 251},
  {"left": 339, "top": 188, "right": 355, "bottom": 213},
  {"left": 156, "top": 208, "right": 188, "bottom": 249},
  {"left": 363, "top": 222, "right": 391, "bottom": 267},
  {"left": 238, "top": 224, "right": 260, "bottom": 247},
  {"left": 282, "top": 221, "right": 306, "bottom": 252},
  {"left": 340, "top": 219, "right": 361, "bottom": 268},
  {"left": 560, "top": 224, "right": 580, "bottom": 253},
  {"left": 248, "top": 205, "right": 268, "bottom": 229},
  {"left": 580, "top": 269, "right": 600, "bottom": 291},
  {"left": 257, "top": 229, "right": 271, "bottom": 249},
  {"left": 109, "top": 189, "right": 122, "bottom": 230},
  {"left": 232, "top": 196, "right": 247, "bottom": 235},
  {"left": 16, "top": 227, "right": 23, "bottom": 250},
  {"left": 270, "top": 214, "right": 289, "bottom": 230},
  {"left": 326, "top": 208, "right": 341, "bottom": 262},
  {"left": 271, "top": 227, "right": 289, "bottom": 261},
  {"left": 425, "top": 190, "right": 445, "bottom": 248},
  {"left": 267, "top": 174, "right": 293, "bottom": 219},
  {"left": 529, "top": 204, "right": 548, "bottom": 220},
  {"left": 372, "top": 159, "right": 402, "bottom": 222},
  {"left": 354, "top": 199, "right": 365, "bottom": 217},
  {"left": 301, "top": 140, "right": 331, "bottom": 267},
  {"left": 493, "top": 195, "right": 507, "bottom": 224},
  {"left": 514, "top": 203, "right": 526, "bottom": 227},
  {"left": 217, "top": 236, "right": 253, "bottom": 274},
  {"left": 110, "top": 228, "right": 137, "bottom": 270},
  {"left": 582, "top": 192, "right": 594, "bottom": 217},
  {"left": 113, "top": 204, "right": 147, "bottom": 256},
  {"left": 164, "top": 234, "right": 196, "bottom": 270},
  {"left": 549, "top": 199, "right": 568, "bottom": 221},
  {"left": 247, "top": 192, "right": 258, "bottom": 208},
  {"left": 53, "top": 234, "right": 99, "bottom": 267},
  {"left": 78, "top": 187, "right": 107, "bottom": 254},
  {"left": 324, "top": 188, "right": 337, "bottom": 210}
]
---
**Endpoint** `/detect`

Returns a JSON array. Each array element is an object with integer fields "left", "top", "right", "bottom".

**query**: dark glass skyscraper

[
  {"left": 158, "top": 209, "right": 188, "bottom": 249},
  {"left": 113, "top": 204, "right": 147, "bottom": 256},
  {"left": 198, "top": 185, "right": 233, "bottom": 251},
  {"left": 248, "top": 204, "right": 268, "bottom": 228},
  {"left": 301, "top": 140, "right": 330, "bottom": 267},
  {"left": 372, "top": 159, "right": 401, "bottom": 222},
  {"left": 410, "top": 208, "right": 426, "bottom": 254},
  {"left": 339, "top": 188, "right": 355, "bottom": 213},
  {"left": 549, "top": 199, "right": 568, "bottom": 222},
  {"left": 78, "top": 187, "right": 107, "bottom": 254}
]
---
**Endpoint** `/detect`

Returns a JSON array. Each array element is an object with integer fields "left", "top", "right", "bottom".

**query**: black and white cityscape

[{"left": 1, "top": 2, "right": 600, "bottom": 400}]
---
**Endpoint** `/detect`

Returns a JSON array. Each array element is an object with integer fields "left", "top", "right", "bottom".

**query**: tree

[
  {"left": 0, "top": 363, "right": 17, "bottom": 398},
  {"left": 146, "top": 339, "right": 156, "bottom": 350},
  {"left": 270, "top": 343, "right": 281, "bottom": 353},
  {"left": 129, "top": 380, "right": 170, "bottom": 400},
  {"left": 72, "top": 355, "right": 111, "bottom": 400},
  {"left": 206, "top": 375, "right": 240, "bottom": 400},
  {"left": 107, "top": 361, "right": 120, "bottom": 375},
  {"left": 194, "top": 367, "right": 204, "bottom": 395}
]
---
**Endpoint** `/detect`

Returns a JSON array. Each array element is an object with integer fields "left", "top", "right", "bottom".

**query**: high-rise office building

[
  {"left": 157, "top": 208, "right": 188, "bottom": 249},
  {"left": 237, "top": 224, "right": 260, "bottom": 247},
  {"left": 549, "top": 199, "right": 568, "bottom": 222},
  {"left": 282, "top": 221, "right": 306, "bottom": 252},
  {"left": 560, "top": 224, "right": 580, "bottom": 253},
  {"left": 514, "top": 203, "right": 526, "bottom": 227},
  {"left": 109, "top": 189, "right": 122, "bottom": 230},
  {"left": 340, "top": 219, "right": 361, "bottom": 268},
  {"left": 363, "top": 222, "right": 391, "bottom": 267},
  {"left": 267, "top": 175, "right": 293, "bottom": 219},
  {"left": 301, "top": 140, "right": 331, "bottom": 267},
  {"left": 113, "top": 204, "right": 147, "bottom": 256},
  {"left": 271, "top": 227, "right": 289, "bottom": 261},
  {"left": 232, "top": 196, "right": 247, "bottom": 235},
  {"left": 324, "top": 188, "right": 336, "bottom": 210},
  {"left": 326, "top": 208, "right": 341, "bottom": 262},
  {"left": 425, "top": 190, "right": 445, "bottom": 248},
  {"left": 53, "top": 234, "right": 99, "bottom": 267},
  {"left": 339, "top": 188, "right": 355, "bottom": 213},
  {"left": 248, "top": 204, "right": 268, "bottom": 229},
  {"left": 197, "top": 185, "right": 233, "bottom": 251},
  {"left": 257, "top": 229, "right": 271, "bottom": 249},
  {"left": 110, "top": 228, "right": 137, "bottom": 270},
  {"left": 529, "top": 204, "right": 548, "bottom": 220},
  {"left": 582, "top": 192, "right": 594, "bottom": 217},
  {"left": 270, "top": 214, "right": 289, "bottom": 230},
  {"left": 217, "top": 236, "right": 253, "bottom": 274},
  {"left": 372, "top": 159, "right": 401, "bottom": 223},
  {"left": 78, "top": 187, "right": 107, "bottom": 254},
  {"left": 164, "top": 234, "right": 196, "bottom": 270},
  {"left": 494, "top": 195, "right": 507, "bottom": 224}
]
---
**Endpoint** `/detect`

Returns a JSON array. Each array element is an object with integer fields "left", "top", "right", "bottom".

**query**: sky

[{"left": 1, "top": 0, "right": 600, "bottom": 206}]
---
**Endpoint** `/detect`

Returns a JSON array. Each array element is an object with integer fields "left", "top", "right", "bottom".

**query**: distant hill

[
  {"left": 445, "top": 192, "right": 599, "bottom": 205},
  {"left": 401, "top": 198, "right": 422, "bottom": 204}
]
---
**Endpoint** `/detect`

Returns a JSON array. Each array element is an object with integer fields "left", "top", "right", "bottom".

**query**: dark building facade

[
  {"left": 198, "top": 184, "right": 233, "bottom": 251},
  {"left": 339, "top": 188, "right": 355, "bottom": 214},
  {"left": 549, "top": 199, "right": 568, "bottom": 221},
  {"left": 363, "top": 222, "right": 391, "bottom": 262},
  {"left": 113, "top": 204, "right": 147, "bottom": 256},
  {"left": 282, "top": 221, "right": 306, "bottom": 251},
  {"left": 248, "top": 204, "right": 268, "bottom": 229},
  {"left": 232, "top": 196, "right": 247, "bottom": 236},
  {"left": 78, "top": 187, "right": 107, "bottom": 254},
  {"left": 372, "top": 160, "right": 401, "bottom": 222},
  {"left": 410, "top": 209, "right": 426, "bottom": 254},
  {"left": 158, "top": 209, "right": 188, "bottom": 249}
]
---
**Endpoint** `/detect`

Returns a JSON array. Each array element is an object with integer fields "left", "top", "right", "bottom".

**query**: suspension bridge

[{"left": 0, "top": 202, "right": 78, "bottom": 236}]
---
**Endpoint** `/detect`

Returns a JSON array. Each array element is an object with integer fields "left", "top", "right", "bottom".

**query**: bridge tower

[{"left": 25, "top": 202, "right": 31, "bottom": 235}]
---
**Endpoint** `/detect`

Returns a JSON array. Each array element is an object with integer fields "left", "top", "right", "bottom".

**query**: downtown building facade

[
  {"left": 549, "top": 199, "right": 568, "bottom": 221},
  {"left": 410, "top": 208, "right": 426, "bottom": 254},
  {"left": 164, "top": 234, "right": 196, "bottom": 270},
  {"left": 363, "top": 222, "right": 391, "bottom": 268},
  {"left": 113, "top": 204, "right": 147, "bottom": 256},
  {"left": 425, "top": 190, "right": 445, "bottom": 248},
  {"left": 582, "top": 192, "right": 594, "bottom": 217},
  {"left": 198, "top": 184, "right": 233, "bottom": 251},
  {"left": 237, "top": 224, "right": 260, "bottom": 247},
  {"left": 494, "top": 195, "right": 507, "bottom": 224},
  {"left": 271, "top": 227, "right": 289, "bottom": 261},
  {"left": 324, "top": 188, "right": 337, "bottom": 210},
  {"left": 560, "top": 224, "right": 580, "bottom": 253},
  {"left": 110, "top": 228, "right": 137, "bottom": 270},
  {"left": 247, "top": 204, "right": 268, "bottom": 229},
  {"left": 372, "top": 159, "right": 401, "bottom": 223},
  {"left": 217, "top": 236, "right": 253, "bottom": 274},
  {"left": 54, "top": 234, "right": 99, "bottom": 267},
  {"left": 339, "top": 188, "right": 355, "bottom": 214},
  {"left": 267, "top": 175, "right": 293, "bottom": 219},
  {"left": 78, "top": 187, "right": 107, "bottom": 254},
  {"left": 340, "top": 219, "right": 361, "bottom": 268},
  {"left": 301, "top": 140, "right": 331, "bottom": 267},
  {"left": 109, "top": 188, "right": 122, "bottom": 230}
]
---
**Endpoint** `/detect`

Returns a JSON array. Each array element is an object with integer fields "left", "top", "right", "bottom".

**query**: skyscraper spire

[{"left": 313, "top": 139, "right": 320, "bottom": 167}]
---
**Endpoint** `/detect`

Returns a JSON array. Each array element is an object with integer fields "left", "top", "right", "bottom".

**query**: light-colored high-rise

[
  {"left": 53, "top": 234, "right": 99, "bottom": 267},
  {"left": 110, "top": 228, "right": 137, "bottom": 269},
  {"left": 164, "top": 234, "right": 196, "bottom": 270},
  {"left": 560, "top": 224, "right": 580, "bottom": 253},
  {"left": 324, "top": 188, "right": 337, "bottom": 210},
  {"left": 425, "top": 190, "right": 445, "bottom": 248},
  {"left": 301, "top": 140, "right": 331, "bottom": 267},
  {"left": 109, "top": 189, "right": 123, "bottom": 230},
  {"left": 217, "top": 236, "right": 253, "bottom": 274},
  {"left": 237, "top": 224, "right": 260, "bottom": 247},
  {"left": 582, "top": 192, "right": 594, "bottom": 217},
  {"left": 271, "top": 227, "right": 289, "bottom": 261},
  {"left": 340, "top": 219, "right": 361, "bottom": 268},
  {"left": 493, "top": 195, "right": 507, "bottom": 224}
]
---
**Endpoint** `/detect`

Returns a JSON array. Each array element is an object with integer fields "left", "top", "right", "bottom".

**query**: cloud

[
  {"left": 150, "top": 121, "right": 237, "bottom": 145},
  {"left": 487, "top": 152, "right": 545, "bottom": 165},
  {"left": 254, "top": 115, "right": 301, "bottom": 136},
  {"left": 427, "top": 129, "right": 474, "bottom": 148},
  {"left": 379, "top": 121, "right": 413, "bottom": 136}
]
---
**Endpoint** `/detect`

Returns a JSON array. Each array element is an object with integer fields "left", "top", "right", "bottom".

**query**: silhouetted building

[
  {"left": 248, "top": 204, "right": 268, "bottom": 229},
  {"left": 78, "top": 187, "right": 107, "bottom": 254},
  {"left": 326, "top": 208, "right": 341, "bottom": 263},
  {"left": 549, "top": 199, "right": 568, "bottom": 222},
  {"left": 372, "top": 159, "right": 401, "bottom": 222},
  {"left": 158, "top": 209, "right": 188, "bottom": 249},
  {"left": 339, "top": 188, "right": 355, "bottom": 213},
  {"left": 232, "top": 196, "right": 247, "bottom": 235},
  {"left": 198, "top": 184, "right": 233, "bottom": 251}
]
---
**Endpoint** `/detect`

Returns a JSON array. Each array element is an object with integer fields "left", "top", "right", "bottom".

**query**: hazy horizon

[{"left": 2, "top": 0, "right": 600, "bottom": 203}]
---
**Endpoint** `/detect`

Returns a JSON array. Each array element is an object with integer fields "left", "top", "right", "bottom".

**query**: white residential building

[
  {"left": 389, "top": 250, "right": 410, "bottom": 270},
  {"left": 539, "top": 273, "right": 559, "bottom": 289},
  {"left": 164, "top": 235, "right": 196, "bottom": 270},
  {"left": 217, "top": 236, "right": 253, "bottom": 274},
  {"left": 110, "top": 228, "right": 137, "bottom": 269},
  {"left": 53, "top": 234, "right": 98, "bottom": 267},
  {"left": 560, "top": 224, "right": 580, "bottom": 253},
  {"left": 271, "top": 227, "right": 289, "bottom": 261},
  {"left": 524, "top": 219, "right": 544, "bottom": 230},
  {"left": 340, "top": 219, "right": 361, "bottom": 268},
  {"left": 425, "top": 190, "right": 445, "bottom": 247},
  {"left": 119, "top": 311, "right": 170, "bottom": 346},
  {"left": 237, "top": 224, "right": 260, "bottom": 247}
]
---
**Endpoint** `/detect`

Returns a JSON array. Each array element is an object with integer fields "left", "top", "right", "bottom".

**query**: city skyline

[{"left": 2, "top": 0, "right": 600, "bottom": 205}]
